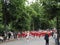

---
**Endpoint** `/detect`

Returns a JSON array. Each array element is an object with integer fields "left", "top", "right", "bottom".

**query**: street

[{"left": 0, "top": 36, "right": 55, "bottom": 45}]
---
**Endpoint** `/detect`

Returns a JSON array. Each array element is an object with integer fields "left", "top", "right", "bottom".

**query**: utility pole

[
  {"left": 56, "top": 1, "right": 60, "bottom": 45},
  {"left": 56, "top": 15, "right": 59, "bottom": 45}
]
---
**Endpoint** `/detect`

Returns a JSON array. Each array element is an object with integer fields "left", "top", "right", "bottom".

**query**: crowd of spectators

[{"left": 0, "top": 30, "right": 55, "bottom": 42}]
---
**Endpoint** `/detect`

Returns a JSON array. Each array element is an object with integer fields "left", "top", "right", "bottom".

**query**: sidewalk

[
  {"left": 49, "top": 37, "right": 55, "bottom": 45},
  {"left": 25, "top": 36, "right": 55, "bottom": 45},
  {"left": 0, "top": 39, "right": 17, "bottom": 44},
  {"left": 0, "top": 36, "right": 55, "bottom": 45}
]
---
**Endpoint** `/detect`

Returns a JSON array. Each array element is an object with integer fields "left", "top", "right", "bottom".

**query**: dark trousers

[{"left": 46, "top": 40, "right": 49, "bottom": 45}]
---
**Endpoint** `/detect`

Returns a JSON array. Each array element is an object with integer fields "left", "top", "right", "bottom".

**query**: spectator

[
  {"left": 13, "top": 32, "right": 17, "bottom": 39},
  {"left": 53, "top": 32, "right": 57, "bottom": 45},
  {"left": 10, "top": 32, "right": 14, "bottom": 39},
  {"left": 0, "top": 36, "right": 4, "bottom": 42},
  {"left": 17, "top": 32, "right": 21, "bottom": 39},
  {"left": 8, "top": 32, "right": 11, "bottom": 40},
  {"left": 44, "top": 33, "right": 49, "bottom": 45},
  {"left": 51, "top": 31, "right": 54, "bottom": 37}
]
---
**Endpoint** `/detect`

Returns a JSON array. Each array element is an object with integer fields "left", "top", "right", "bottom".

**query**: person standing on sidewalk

[
  {"left": 17, "top": 32, "right": 21, "bottom": 40},
  {"left": 53, "top": 32, "right": 57, "bottom": 45},
  {"left": 44, "top": 33, "right": 49, "bottom": 45},
  {"left": 52, "top": 31, "right": 54, "bottom": 37},
  {"left": 8, "top": 32, "right": 11, "bottom": 40}
]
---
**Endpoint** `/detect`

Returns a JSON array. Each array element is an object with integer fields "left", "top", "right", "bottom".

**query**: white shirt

[{"left": 53, "top": 33, "right": 57, "bottom": 39}]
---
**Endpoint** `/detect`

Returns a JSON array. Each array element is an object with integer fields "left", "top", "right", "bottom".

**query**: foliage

[{"left": 0, "top": 0, "right": 60, "bottom": 31}]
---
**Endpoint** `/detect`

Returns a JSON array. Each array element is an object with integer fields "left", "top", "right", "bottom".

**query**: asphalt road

[{"left": 0, "top": 36, "right": 55, "bottom": 45}]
